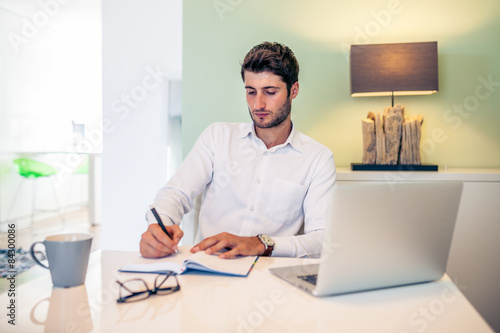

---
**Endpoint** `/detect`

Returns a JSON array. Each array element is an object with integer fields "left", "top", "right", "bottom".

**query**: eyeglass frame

[{"left": 116, "top": 271, "right": 180, "bottom": 303}]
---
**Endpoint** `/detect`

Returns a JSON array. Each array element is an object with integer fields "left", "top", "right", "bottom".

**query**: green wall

[{"left": 183, "top": 0, "right": 500, "bottom": 168}]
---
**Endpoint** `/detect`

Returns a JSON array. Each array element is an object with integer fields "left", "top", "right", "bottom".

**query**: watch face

[{"left": 260, "top": 234, "right": 274, "bottom": 246}]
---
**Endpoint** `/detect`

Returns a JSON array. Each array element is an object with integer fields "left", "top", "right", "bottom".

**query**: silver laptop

[{"left": 270, "top": 182, "right": 463, "bottom": 297}]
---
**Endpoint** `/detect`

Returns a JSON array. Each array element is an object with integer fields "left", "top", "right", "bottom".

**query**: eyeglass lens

[{"left": 119, "top": 279, "right": 152, "bottom": 303}]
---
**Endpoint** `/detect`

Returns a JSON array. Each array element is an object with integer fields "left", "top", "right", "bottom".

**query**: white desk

[{"left": 0, "top": 248, "right": 492, "bottom": 333}]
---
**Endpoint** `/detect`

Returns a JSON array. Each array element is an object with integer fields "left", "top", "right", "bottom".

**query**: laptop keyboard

[{"left": 298, "top": 274, "right": 318, "bottom": 285}]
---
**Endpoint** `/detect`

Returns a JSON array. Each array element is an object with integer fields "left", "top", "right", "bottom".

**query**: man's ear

[{"left": 290, "top": 82, "right": 299, "bottom": 99}]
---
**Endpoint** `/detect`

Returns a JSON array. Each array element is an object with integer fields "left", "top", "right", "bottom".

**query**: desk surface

[{"left": 0, "top": 248, "right": 493, "bottom": 333}]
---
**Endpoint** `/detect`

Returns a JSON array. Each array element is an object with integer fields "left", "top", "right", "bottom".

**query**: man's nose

[{"left": 254, "top": 93, "right": 266, "bottom": 110}]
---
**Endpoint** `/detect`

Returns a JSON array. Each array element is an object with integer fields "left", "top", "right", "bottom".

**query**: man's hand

[
  {"left": 191, "top": 232, "right": 265, "bottom": 259},
  {"left": 140, "top": 224, "right": 183, "bottom": 258}
]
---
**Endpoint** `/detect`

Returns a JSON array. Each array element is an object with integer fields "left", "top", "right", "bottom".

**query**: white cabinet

[{"left": 337, "top": 168, "right": 500, "bottom": 332}]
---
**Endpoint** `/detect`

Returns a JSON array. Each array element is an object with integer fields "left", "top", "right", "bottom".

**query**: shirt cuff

[
  {"left": 145, "top": 210, "right": 175, "bottom": 226},
  {"left": 270, "top": 236, "right": 295, "bottom": 257}
]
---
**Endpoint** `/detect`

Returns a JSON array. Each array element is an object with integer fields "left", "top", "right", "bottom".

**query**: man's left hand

[{"left": 191, "top": 232, "right": 265, "bottom": 259}]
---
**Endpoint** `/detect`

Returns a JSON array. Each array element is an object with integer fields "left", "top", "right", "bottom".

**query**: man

[{"left": 140, "top": 42, "right": 336, "bottom": 259}]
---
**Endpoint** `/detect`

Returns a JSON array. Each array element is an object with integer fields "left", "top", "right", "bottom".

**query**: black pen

[{"left": 149, "top": 205, "right": 173, "bottom": 240}]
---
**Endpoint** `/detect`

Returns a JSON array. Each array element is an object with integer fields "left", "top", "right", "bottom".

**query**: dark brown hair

[{"left": 241, "top": 42, "right": 299, "bottom": 96}]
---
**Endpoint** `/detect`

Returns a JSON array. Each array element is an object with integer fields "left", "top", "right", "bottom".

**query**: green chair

[
  {"left": 7, "top": 158, "right": 65, "bottom": 233},
  {"left": 14, "top": 158, "right": 57, "bottom": 178}
]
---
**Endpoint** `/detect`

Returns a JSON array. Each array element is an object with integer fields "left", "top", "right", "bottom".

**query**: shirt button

[
  {"left": 263, "top": 152, "right": 268, "bottom": 156},
  {"left": 250, "top": 206, "right": 254, "bottom": 211},
  {"left": 256, "top": 178, "right": 261, "bottom": 183}
]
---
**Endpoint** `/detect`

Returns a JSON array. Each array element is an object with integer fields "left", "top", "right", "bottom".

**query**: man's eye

[
  {"left": 247, "top": 91, "right": 256, "bottom": 95},
  {"left": 266, "top": 91, "right": 276, "bottom": 95}
]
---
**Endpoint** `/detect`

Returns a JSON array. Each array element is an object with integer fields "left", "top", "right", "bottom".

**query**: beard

[{"left": 249, "top": 97, "right": 292, "bottom": 129}]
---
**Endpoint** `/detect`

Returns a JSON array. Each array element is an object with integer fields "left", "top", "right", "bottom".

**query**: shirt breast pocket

[{"left": 267, "top": 178, "right": 307, "bottom": 223}]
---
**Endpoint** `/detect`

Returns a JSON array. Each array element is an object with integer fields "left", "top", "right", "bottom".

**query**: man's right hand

[{"left": 140, "top": 224, "right": 183, "bottom": 258}]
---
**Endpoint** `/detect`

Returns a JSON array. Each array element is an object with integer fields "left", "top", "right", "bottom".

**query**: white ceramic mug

[{"left": 30, "top": 233, "right": 93, "bottom": 288}]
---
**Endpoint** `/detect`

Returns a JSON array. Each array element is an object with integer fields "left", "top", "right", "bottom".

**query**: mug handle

[
  {"left": 29, "top": 298, "right": 49, "bottom": 325},
  {"left": 30, "top": 241, "right": 49, "bottom": 269}
]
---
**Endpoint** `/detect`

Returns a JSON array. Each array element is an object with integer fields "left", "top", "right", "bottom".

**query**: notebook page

[
  {"left": 119, "top": 249, "right": 193, "bottom": 274},
  {"left": 184, "top": 251, "right": 258, "bottom": 276}
]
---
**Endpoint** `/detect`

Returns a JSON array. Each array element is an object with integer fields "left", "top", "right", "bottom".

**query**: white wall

[
  {"left": 0, "top": 0, "right": 102, "bottom": 153},
  {"left": 101, "top": 0, "right": 182, "bottom": 250}
]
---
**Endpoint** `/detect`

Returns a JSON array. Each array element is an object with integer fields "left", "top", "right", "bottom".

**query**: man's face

[{"left": 244, "top": 71, "right": 298, "bottom": 129}]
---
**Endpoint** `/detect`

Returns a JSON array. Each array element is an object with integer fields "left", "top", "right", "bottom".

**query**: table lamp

[{"left": 349, "top": 41, "right": 439, "bottom": 171}]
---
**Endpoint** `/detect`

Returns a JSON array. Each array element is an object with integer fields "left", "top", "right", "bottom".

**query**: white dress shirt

[{"left": 148, "top": 122, "right": 337, "bottom": 257}]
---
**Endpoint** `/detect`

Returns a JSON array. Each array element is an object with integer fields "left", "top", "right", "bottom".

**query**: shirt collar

[{"left": 240, "top": 122, "right": 305, "bottom": 153}]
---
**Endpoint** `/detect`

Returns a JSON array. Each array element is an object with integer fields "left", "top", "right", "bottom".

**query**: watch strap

[{"left": 262, "top": 243, "right": 274, "bottom": 257}]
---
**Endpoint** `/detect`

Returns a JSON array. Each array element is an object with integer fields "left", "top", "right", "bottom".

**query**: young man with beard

[{"left": 140, "top": 42, "right": 336, "bottom": 259}]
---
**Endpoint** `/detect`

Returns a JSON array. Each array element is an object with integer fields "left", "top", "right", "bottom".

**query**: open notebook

[{"left": 119, "top": 249, "right": 258, "bottom": 277}]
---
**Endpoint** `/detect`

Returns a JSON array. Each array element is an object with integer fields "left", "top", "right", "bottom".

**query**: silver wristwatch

[{"left": 257, "top": 234, "right": 274, "bottom": 256}]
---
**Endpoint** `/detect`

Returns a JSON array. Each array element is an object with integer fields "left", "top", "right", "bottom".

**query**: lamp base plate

[{"left": 351, "top": 163, "right": 438, "bottom": 172}]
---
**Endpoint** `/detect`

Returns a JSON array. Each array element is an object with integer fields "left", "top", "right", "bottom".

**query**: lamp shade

[{"left": 350, "top": 42, "right": 438, "bottom": 97}]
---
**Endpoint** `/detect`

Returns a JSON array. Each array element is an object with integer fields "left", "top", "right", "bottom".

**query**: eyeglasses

[{"left": 116, "top": 272, "right": 180, "bottom": 303}]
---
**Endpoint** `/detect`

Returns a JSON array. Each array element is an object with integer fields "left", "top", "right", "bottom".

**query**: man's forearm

[{"left": 272, "top": 229, "right": 325, "bottom": 258}]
